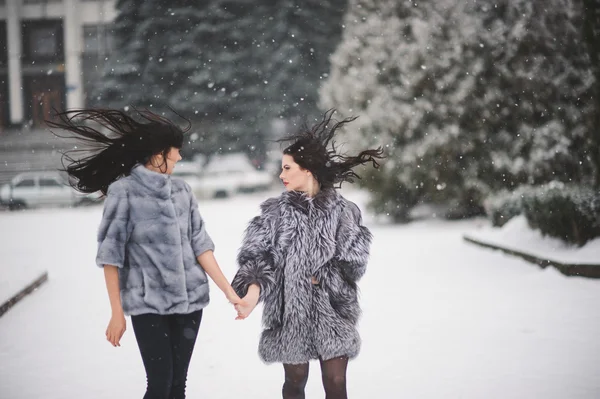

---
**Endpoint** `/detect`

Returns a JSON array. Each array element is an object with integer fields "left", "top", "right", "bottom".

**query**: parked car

[
  {"left": 171, "top": 160, "right": 204, "bottom": 193},
  {"left": 0, "top": 171, "right": 102, "bottom": 211},
  {"left": 194, "top": 153, "right": 274, "bottom": 199}
]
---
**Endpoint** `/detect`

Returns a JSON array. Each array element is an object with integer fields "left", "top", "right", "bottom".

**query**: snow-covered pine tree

[
  {"left": 91, "top": 0, "right": 211, "bottom": 115},
  {"left": 470, "top": 0, "right": 594, "bottom": 190},
  {"left": 263, "top": 0, "right": 348, "bottom": 128},
  {"left": 582, "top": 0, "right": 600, "bottom": 187},
  {"left": 320, "top": 0, "right": 484, "bottom": 220},
  {"left": 168, "top": 0, "right": 274, "bottom": 155},
  {"left": 91, "top": 0, "right": 348, "bottom": 158},
  {"left": 92, "top": 0, "right": 273, "bottom": 155},
  {"left": 321, "top": 0, "right": 596, "bottom": 220},
  {"left": 90, "top": 0, "right": 148, "bottom": 110}
]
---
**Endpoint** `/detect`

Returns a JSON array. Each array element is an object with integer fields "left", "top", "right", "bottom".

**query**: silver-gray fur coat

[{"left": 232, "top": 188, "right": 372, "bottom": 364}]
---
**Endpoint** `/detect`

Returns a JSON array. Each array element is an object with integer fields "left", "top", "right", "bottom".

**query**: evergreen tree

[
  {"left": 264, "top": 0, "right": 347, "bottom": 124},
  {"left": 321, "top": 0, "right": 482, "bottom": 219},
  {"left": 91, "top": 0, "right": 148, "bottom": 110},
  {"left": 321, "top": 0, "right": 596, "bottom": 220},
  {"left": 92, "top": 0, "right": 348, "bottom": 158},
  {"left": 168, "top": 1, "right": 273, "bottom": 155},
  {"left": 582, "top": 0, "right": 600, "bottom": 187},
  {"left": 93, "top": 0, "right": 261, "bottom": 155},
  {"left": 469, "top": 0, "right": 594, "bottom": 190}
]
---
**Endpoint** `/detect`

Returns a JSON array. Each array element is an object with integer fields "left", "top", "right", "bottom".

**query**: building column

[
  {"left": 63, "top": 0, "right": 84, "bottom": 109},
  {"left": 6, "top": 0, "right": 24, "bottom": 125}
]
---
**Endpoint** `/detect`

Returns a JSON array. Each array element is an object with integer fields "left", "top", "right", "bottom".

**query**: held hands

[
  {"left": 235, "top": 293, "right": 258, "bottom": 320},
  {"left": 106, "top": 313, "right": 126, "bottom": 347},
  {"left": 226, "top": 290, "right": 244, "bottom": 306},
  {"left": 234, "top": 284, "right": 260, "bottom": 320},
  {"left": 225, "top": 289, "right": 252, "bottom": 320}
]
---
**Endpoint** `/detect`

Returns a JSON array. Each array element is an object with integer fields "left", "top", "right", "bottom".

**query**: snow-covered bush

[
  {"left": 484, "top": 185, "right": 533, "bottom": 227},
  {"left": 520, "top": 183, "right": 600, "bottom": 246},
  {"left": 485, "top": 182, "right": 599, "bottom": 245}
]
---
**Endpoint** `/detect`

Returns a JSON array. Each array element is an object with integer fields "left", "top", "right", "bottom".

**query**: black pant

[{"left": 131, "top": 310, "right": 203, "bottom": 399}]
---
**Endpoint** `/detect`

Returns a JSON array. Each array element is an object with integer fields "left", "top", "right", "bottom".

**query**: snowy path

[{"left": 1, "top": 190, "right": 599, "bottom": 398}]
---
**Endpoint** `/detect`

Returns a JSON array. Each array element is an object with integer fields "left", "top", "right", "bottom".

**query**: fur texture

[
  {"left": 232, "top": 188, "right": 372, "bottom": 364},
  {"left": 96, "top": 164, "right": 214, "bottom": 316}
]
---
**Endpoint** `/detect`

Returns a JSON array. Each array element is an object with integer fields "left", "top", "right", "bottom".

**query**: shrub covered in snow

[
  {"left": 486, "top": 182, "right": 600, "bottom": 246},
  {"left": 484, "top": 185, "right": 535, "bottom": 227},
  {"left": 522, "top": 184, "right": 600, "bottom": 247}
]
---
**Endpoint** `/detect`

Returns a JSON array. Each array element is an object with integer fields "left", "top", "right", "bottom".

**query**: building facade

[{"left": 0, "top": 0, "right": 116, "bottom": 130}]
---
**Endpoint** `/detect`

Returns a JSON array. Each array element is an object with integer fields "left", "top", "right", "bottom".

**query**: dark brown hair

[
  {"left": 280, "top": 109, "right": 385, "bottom": 189},
  {"left": 47, "top": 108, "right": 188, "bottom": 195}
]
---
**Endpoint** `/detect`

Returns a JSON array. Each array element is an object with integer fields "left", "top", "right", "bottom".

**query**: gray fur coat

[
  {"left": 96, "top": 164, "right": 215, "bottom": 316},
  {"left": 232, "top": 188, "right": 372, "bottom": 364}
]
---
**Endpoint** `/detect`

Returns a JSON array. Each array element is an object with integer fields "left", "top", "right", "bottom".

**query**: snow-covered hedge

[
  {"left": 483, "top": 185, "right": 532, "bottom": 227},
  {"left": 485, "top": 182, "right": 600, "bottom": 246},
  {"left": 522, "top": 185, "right": 600, "bottom": 247}
]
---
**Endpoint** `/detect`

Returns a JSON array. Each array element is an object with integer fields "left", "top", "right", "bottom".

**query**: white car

[
  {"left": 194, "top": 153, "right": 274, "bottom": 199},
  {"left": 0, "top": 171, "right": 102, "bottom": 211},
  {"left": 171, "top": 161, "right": 203, "bottom": 193}
]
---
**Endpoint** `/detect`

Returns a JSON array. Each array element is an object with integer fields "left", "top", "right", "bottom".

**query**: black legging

[
  {"left": 131, "top": 310, "right": 203, "bottom": 399},
  {"left": 283, "top": 356, "right": 349, "bottom": 399}
]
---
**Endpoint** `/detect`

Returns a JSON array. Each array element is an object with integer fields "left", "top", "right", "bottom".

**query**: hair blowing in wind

[
  {"left": 281, "top": 109, "right": 385, "bottom": 189},
  {"left": 47, "top": 109, "right": 187, "bottom": 195}
]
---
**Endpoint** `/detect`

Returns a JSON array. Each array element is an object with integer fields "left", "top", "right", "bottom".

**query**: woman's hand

[
  {"left": 225, "top": 290, "right": 253, "bottom": 320},
  {"left": 225, "top": 290, "right": 243, "bottom": 305},
  {"left": 103, "top": 266, "right": 125, "bottom": 347},
  {"left": 235, "top": 295, "right": 258, "bottom": 320},
  {"left": 235, "top": 284, "right": 260, "bottom": 320},
  {"left": 106, "top": 313, "right": 126, "bottom": 347}
]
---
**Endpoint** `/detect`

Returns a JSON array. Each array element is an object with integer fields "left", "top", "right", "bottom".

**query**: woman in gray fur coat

[
  {"left": 49, "top": 109, "right": 245, "bottom": 399},
  {"left": 232, "top": 110, "right": 384, "bottom": 399}
]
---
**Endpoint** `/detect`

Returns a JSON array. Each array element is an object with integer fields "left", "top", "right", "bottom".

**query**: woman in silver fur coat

[{"left": 232, "top": 110, "right": 384, "bottom": 399}]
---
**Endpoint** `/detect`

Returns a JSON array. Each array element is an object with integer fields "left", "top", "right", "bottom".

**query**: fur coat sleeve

[
  {"left": 95, "top": 182, "right": 130, "bottom": 268},
  {"left": 334, "top": 202, "right": 372, "bottom": 281},
  {"left": 189, "top": 188, "right": 215, "bottom": 257},
  {"left": 315, "top": 201, "right": 372, "bottom": 286},
  {"left": 232, "top": 199, "right": 278, "bottom": 302}
]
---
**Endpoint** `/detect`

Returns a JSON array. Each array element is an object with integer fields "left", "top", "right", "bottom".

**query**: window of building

[
  {"left": 82, "top": 24, "right": 113, "bottom": 107},
  {"left": 83, "top": 25, "right": 101, "bottom": 55},
  {"left": 30, "top": 27, "right": 58, "bottom": 57},
  {"left": 83, "top": 24, "right": 112, "bottom": 56},
  {"left": 0, "top": 21, "right": 6, "bottom": 67},
  {"left": 22, "top": 20, "right": 64, "bottom": 63},
  {"left": 23, "top": 0, "right": 61, "bottom": 4}
]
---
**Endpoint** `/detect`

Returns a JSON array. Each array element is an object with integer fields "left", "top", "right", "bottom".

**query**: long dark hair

[
  {"left": 280, "top": 109, "right": 385, "bottom": 189},
  {"left": 47, "top": 108, "right": 188, "bottom": 195}
]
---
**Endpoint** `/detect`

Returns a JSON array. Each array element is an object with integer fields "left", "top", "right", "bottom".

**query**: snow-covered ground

[
  {"left": 1, "top": 189, "right": 599, "bottom": 399},
  {"left": 0, "top": 238, "right": 47, "bottom": 307},
  {"left": 464, "top": 215, "right": 600, "bottom": 265}
]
